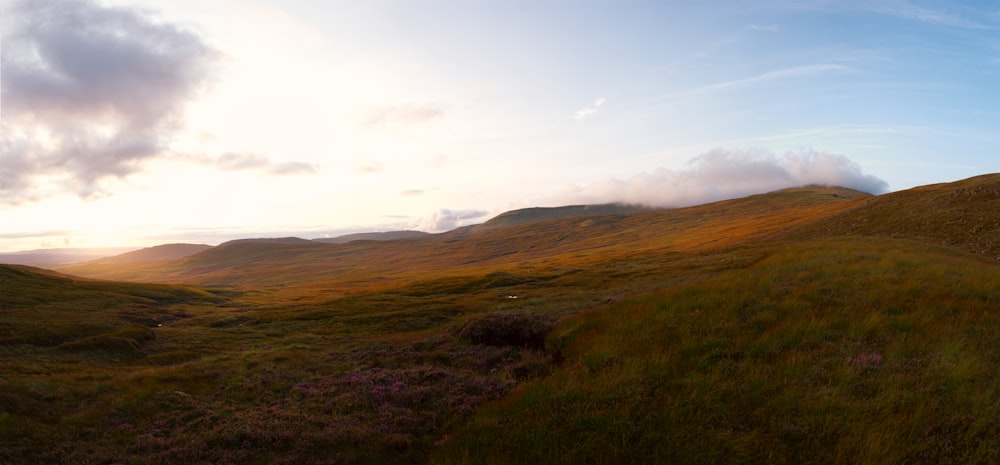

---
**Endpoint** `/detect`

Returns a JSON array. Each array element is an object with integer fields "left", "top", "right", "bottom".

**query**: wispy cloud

[
  {"left": 700, "top": 64, "right": 849, "bottom": 92},
  {"left": 547, "top": 148, "right": 888, "bottom": 208},
  {"left": 0, "top": 0, "right": 218, "bottom": 205},
  {"left": 870, "top": 2, "right": 994, "bottom": 29},
  {"left": 355, "top": 161, "right": 384, "bottom": 173},
  {"left": 750, "top": 24, "right": 781, "bottom": 32},
  {"left": 649, "top": 64, "right": 850, "bottom": 104},
  {"left": 574, "top": 97, "right": 606, "bottom": 121},
  {"left": 363, "top": 103, "right": 446, "bottom": 127},
  {"left": 177, "top": 152, "right": 317, "bottom": 175},
  {"left": 217, "top": 153, "right": 317, "bottom": 175}
]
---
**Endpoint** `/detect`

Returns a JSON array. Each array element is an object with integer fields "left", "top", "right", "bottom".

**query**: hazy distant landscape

[{"left": 2, "top": 174, "right": 999, "bottom": 464}]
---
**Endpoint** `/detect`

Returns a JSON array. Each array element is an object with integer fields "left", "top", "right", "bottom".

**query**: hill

[
  {"left": 471, "top": 203, "right": 653, "bottom": 231},
  {"left": 58, "top": 185, "right": 869, "bottom": 288},
  {"left": 6, "top": 174, "right": 999, "bottom": 464},
  {"left": 80, "top": 243, "right": 212, "bottom": 264},
  {"left": 778, "top": 173, "right": 1000, "bottom": 258},
  {"left": 314, "top": 230, "right": 431, "bottom": 244},
  {"left": 0, "top": 264, "right": 221, "bottom": 347},
  {"left": 0, "top": 247, "right": 136, "bottom": 267}
]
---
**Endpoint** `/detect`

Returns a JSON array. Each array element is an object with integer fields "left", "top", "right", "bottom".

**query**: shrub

[{"left": 458, "top": 312, "right": 556, "bottom": 350}]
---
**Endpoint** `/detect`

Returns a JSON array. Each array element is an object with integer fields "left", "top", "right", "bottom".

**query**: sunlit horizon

[{"left": 2, "top": 0, "right": 997, "bottom": 253}]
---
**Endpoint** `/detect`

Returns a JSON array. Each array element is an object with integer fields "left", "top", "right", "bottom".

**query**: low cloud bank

[
  {"left": 549, "top": 149, "right": 888, "bottom": 208},
  {"left": 418, "top": 209, "right": 489, "bottom": 232}
]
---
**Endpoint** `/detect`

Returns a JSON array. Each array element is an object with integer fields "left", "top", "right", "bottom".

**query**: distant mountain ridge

[
  {"left": 56, "top": 184, "right": 873, "bottom": 285},
  {"left": 474, "top": 203, "right": 653, "bottom": 231},
  {"left": 0, "top": 247, "right": 137, "bottom": 268},
  {"left": 314, "top": 231, "right": 430, "bottom": 244},
  {"left": 54, "top": 175, "right": 1000, "bottom": 286},
  {"left": 81, "top": 244, "right": 213, "bottom": 265}
]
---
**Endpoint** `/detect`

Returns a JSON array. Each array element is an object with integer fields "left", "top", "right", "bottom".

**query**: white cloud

[
  {"left": 870, "top": 2, "right": 992, "bottom": 29},
  {"left": 174, "top": 152, "right": 318, "bottom": 175},
  {"left": 355, "top": 161, "right": 385, "bottom": 173},
  {"left": 574, "top": 97, "right": 606, "bottom": 121},
  {"left": 750, "top": 24, "right": 781, "bottom": 32},
  {"left": 215, "top": 152, "right": 317, "bottom": 175},
  {"left": 417, "top": 208, "right": 489, "bottom": 232},
  {"left": 700, "top": 65, "right": 848, "bottom": 92},
  {"left": 546, "top": 148, "right": 888, "bottom": 208},
  {"left": 0, "top": 0, "right": 218, "bottom": 204},
  {"left": 363, "top": 103, "right": 446, "bottom": 127}
]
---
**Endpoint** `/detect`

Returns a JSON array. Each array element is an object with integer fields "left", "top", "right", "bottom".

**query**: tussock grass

[
  {"left": 4, "top": 175, "right": 999, "bottom": 464},
  {"left": 432, "top": 237, "right": 1000, "bottom": 465}
]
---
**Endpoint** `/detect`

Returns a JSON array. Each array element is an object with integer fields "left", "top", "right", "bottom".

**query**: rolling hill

[
  {"left": 313, "top": 230, "right": 431, "bottom": 244},
  {"left": 4, "top": 173, "right": 999, "bottom": 465},
  {"left": 469, "top": 203, "right": 653, "bottom": 231},
  {"left": 0, "top": 247, "right": 137, "bottom": 268},
  {"left": 58, "top": 185, "right": 870, "bottom": 288},
  {"left": 77, "top": 243, "right": 212, "bottom": 264}
]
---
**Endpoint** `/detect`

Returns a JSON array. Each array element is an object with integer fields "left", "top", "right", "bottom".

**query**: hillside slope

[
  {"left": 0, "top": 247, "right": 136, "bottom": 268},
  {"left": 778, "top": 173, "right": 1000, "bottom": 258},
  {"left": 58, "top": 185, "right": 869, "bottom": 289},
  {"left": 5, "top": 174, "right": 1000, "bottom": 465},
  {"left": 471, "top": 204, "right": 653, "bottom": 231},
  {"left": 82, "top": 243, "right": 212, "bottom": 264},
  {"left": 0, "top": 264, "right": 220, "bottom": 347},
  {"left": 314, "top": 230, "right": 431, "bottom": 244},
  {"left": 432, "top": 237, "right": 1000, "bottom": 465}
]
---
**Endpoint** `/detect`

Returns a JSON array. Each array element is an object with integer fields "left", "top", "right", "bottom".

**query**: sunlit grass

[
  {"left": 3, "top": 177, "right": 999, "bottom": 464},
  {"left": 432, "top": 237, "right": 1000, "bottom": 465}
]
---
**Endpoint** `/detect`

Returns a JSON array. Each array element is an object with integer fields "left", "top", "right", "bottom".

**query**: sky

[{"left": 1, "top": 0, "right": 998, "bottom": 252}]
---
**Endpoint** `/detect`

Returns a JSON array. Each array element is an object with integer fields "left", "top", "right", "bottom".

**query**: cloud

[
  {"left": 699, "top": 65, "right": 848, "bottom": 92},
  {"left": 399, "top": 189, "right": 424, "bottom": 196},
  {"left": 574, "top": 97, "right": 606, "bottom": 121},
  {"left": 355, "top": 161, "right": 384, "bottom": 173},
  {"left": 750, "top": 24, "right": 781, "bottom": 32},
  {"left": 417, "top": 208, "right": 489, "bottom": 232},
  {"left": 363, "top": 103, "right": 445, "bottom": 127},
  {"left": 547, "top": 149, "right": 888, "bottom": 208},
  {"left": 870, "top": 2, "right": 993, "bottom": 29},
  {"left": 0, "top": 0, "right": 217, "bottom": 204},
  {"left": 215, "top": 152, "right": 317, "bottom": 175}
]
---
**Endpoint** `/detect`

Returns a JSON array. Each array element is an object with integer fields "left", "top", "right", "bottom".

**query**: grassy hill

[
  {"left": 314, "top": 230, "right": 431, "bottom": 244},
  {"left": 57, "top": 185, "right": 869, "bottom": 289},
  {"left": 431, "top": 237, "right": 1000, "bottom": 464},
  {"left": 470, "top": 203, "right": 653, "bottom": 231},
  {"left": 81, "top": 243, "right": 212, "bottom": 264},
  {"left": 5, "top": 174, "right": 1000, "bottom": 464},
  {"left": 0, "top": 247, "right": 137, "bottom": 268}
]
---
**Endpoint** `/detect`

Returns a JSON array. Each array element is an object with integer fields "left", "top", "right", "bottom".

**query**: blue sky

[{"left": 1, "top": 0, "right": 997, "bottom": 251}]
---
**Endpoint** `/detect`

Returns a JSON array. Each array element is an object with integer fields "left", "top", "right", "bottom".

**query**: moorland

[{"left": 2, "top": 174, "right": 999, "bottom": 464}]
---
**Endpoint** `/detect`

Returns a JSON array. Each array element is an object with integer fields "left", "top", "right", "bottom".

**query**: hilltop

[
  {"left": 470, "top": 203, "right": 653, "bottom": 231},
  {"left": 5, "top": 174, "right": 999, "bottom": 465},
  {"left": 58, "top": 185, "right": 869, "bottom": 287},
  {"left": 0, "top": 246, "right": 137, "bottom": 268},
  {"left": 78, "top": 243, "right": 212, "bottom": 264},
  {"left": 314, "top": 230, "right": 431, "bottom": 244}
]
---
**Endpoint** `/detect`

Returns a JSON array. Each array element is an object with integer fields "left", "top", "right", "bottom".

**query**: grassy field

[
  {"left": 431, "top": 238, "right": 1000, "bottom": 464},
  {"left": 3, "top": 175, "right": 999, "bottom": 464}
]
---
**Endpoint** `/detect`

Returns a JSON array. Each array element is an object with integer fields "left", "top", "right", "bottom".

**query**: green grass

[
  {"left": 3, "top": 174, "right": 999, "bottom": 464},
  {"left": 431, "top": 237, "right": 1000, "bottom": 465}
]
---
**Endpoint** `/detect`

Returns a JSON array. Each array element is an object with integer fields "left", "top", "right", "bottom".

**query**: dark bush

[{"left": 458, "top": 312, "right": 556, "bottom": 349}]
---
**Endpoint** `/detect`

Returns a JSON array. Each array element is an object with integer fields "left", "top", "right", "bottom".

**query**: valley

[{"left": 2, "top": 175, "right": 998, "bottom": 464}]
